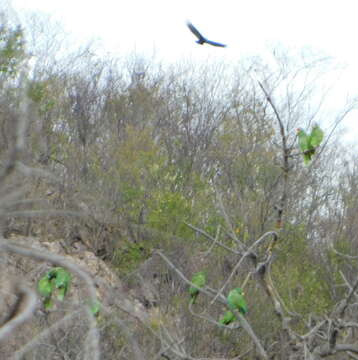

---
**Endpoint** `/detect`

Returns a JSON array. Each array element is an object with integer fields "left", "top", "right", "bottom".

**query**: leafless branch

[
  {"left": 0, "top": 74, "right": 29, "bottom": 185},
  {"left": 5, "top": 210, "right": 82, "bottom": 218},
  {"left": 155, "top": 250, "right": 225, "bottom": 304},
  {"left": 336, "top": 276, "right": 358, "bottom": 317},
  {"left": 316, "top": 343, "right": 358, "bottom": 357},
  {"left": 211, "top": 231, "right": 276, "bottom": 305},
  {"left": 184, "top": 222, "right": 241, "bottom": 255},
  {"left": 0, "top": 237, "right": 100, "bottom": 360},
  {"left": 12, "top": 309, "right": 84, "bottom": 360},
  {"left": 0, "top": 283, "right": 37, "bottom": 341},
  {"left": 301, "top": 320, "right": 327, "bottom": 341},
  {"left": 256, "top": 79, "right": 291, "bottom": 230},
  {"left": 155, "top": 250, "right": 268, "bottom": 360},
  {"left": 101, "top": 304, "right": 146, "bottom": 360},
  {"left": 332, "top": 246, "right": 358, "bottom": 260},
  {"left": 201, "top": 224, "right": 221, "bottom": 257},
  {"left": 214, "top": 185, "right": 246, "bottom": 251}
]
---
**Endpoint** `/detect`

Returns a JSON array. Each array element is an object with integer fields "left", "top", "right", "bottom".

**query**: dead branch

[
  {"left": 0, "top": 283, "right": 37, "bottom": 341},
  {"left": 184, "top": 222, "right": 241, "bottom": 255},
  {"left": 155, "top": 250, "right": 269, "bottom": 360},
  {"left": 211, "top": 231, "right": 276, "bottom": 305},
  {"left": 11, "top": 310, "right": 84, "bottom": 360},
  {"left": 0, "top": 237, "right": 100, "bottom": 360}
]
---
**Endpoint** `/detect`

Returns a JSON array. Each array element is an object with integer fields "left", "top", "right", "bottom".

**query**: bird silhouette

[{"left": 186, "top": 22, "right": 226, "bottom": 48}]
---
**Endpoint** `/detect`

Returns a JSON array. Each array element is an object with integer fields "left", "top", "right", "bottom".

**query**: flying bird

[
  {"left": 297, "top": 125, "right": 324, "bottom": 165},
  {"left": 186, "top": 22, "right": 227, "bottom": 48}
]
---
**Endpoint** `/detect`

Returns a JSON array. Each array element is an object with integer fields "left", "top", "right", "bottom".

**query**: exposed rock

[{"left": 0, "top": 235, "right": 151, "bottom": 354}]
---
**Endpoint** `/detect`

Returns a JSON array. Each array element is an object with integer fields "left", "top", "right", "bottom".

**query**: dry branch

[{"left": 0, "top": 237, "right": 100, "bottom": 360}]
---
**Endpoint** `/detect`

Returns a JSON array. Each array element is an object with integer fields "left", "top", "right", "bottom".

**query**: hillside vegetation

[{"left": 0, "top": 11, "right": 357, "bottom": 360}]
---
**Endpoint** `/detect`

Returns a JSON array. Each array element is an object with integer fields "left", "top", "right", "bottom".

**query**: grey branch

[
  {"left": 0, "top": 237, "right": 100, "bottom": 360},
  {"left": 0, "top": 283, "right": 37, "bottom": 341}
]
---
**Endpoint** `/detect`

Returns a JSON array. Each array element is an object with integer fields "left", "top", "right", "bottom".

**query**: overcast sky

[{"left": 6, "top": 0, "right": 358, "bottom": 146}]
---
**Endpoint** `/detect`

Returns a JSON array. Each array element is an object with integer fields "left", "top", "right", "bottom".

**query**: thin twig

[
  {"left": 155, "top": 250, "right": 226, "bottom": 305},
  {"left": 156, "top": 250, "right": 268, "bottom": 360},
  {"left": 0, "top": 237, "right": 100, "bottom": 360},
  {"left": 213, "top": 184, "right": 245, "bottom": 251},
  {"left": 201, "top": 224, "right": 221, "bottom": 257},
  {"left": 0, "top": 284, "right": 37, "bottom": 341},
  {"left": 12, "top": 310, "right": 84, "bottom": 360},
  {"left": 211, "top": 231, "right": 276, "bottom": 306},
  {"left": 184, "top": 222, "right": 241, "bottom": 255}
]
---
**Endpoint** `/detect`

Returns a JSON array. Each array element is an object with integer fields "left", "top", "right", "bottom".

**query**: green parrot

[
  {"left": 189, "top": 271, "right": 206, "bottom": 304},
  {"left": 47, "top": 267, "right": 71, "bottom": 300},
  {"left": 310, "top": 125, "right": 324, "bottom": 148},
  {"left": 297, "top": 125, "right": 324, "bottom": 165},
  {"left": 227, "top": 287, "right": 248, "bottom": 315},
  {"left": 219, "top": 310, "right": 235, "bottom": 325}
]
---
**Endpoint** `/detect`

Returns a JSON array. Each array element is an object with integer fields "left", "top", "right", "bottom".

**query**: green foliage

[
  {"left": 38, "top": 267, "right": 71, "bottom": 309},
  {"left": 112, "top": 241, "right": 150, "bottom": 274},
  {"left": 273, "top": 226, "right": 333, "bottom": 316},
  {"left": 147, "top": 190, "right": 192, "bottom": 236},
  {"left": 27, "top": 80, "right": 56, "bottom": 114},
  {"left": 91, "top": 124, "right": 213, "bottom": 241},
  {"left": 327, "top": 239, "right": 358, "bottom": 289},
  {"left": 0, "top": 23, "right": 26, "bottom": 77},
  {"left": 0, "top": 17, "right": 354, "bottom": 358}
]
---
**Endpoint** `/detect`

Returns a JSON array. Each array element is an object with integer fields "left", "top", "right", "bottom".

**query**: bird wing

[
  {"left": 228, "top": 288, "right": 247, "bottom": 313},
  {"left": 220, "top": 310, "right": 235, "bottom": 325},
  {"left": 297, "top": 129, "right": 310, "bottom": 152},
  {"left": 237, "top": 296, "right": 248, "bottom": 314},
  {"left": 309, "top": 125, "right": 324, "bottom": 148},
  {"left": 186, "top": 22, "right": 206, "bottom": 42},
  {"left": 205, "top": 39, "right": 227, "bottom": 47}
]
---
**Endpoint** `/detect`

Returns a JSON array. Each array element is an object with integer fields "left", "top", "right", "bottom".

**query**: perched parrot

[
  {"left": 297, "top": 125, "right": 324, "bottom": 165},
  {"left": 310, "top": 125, "right": 324, "bottom": 148},
  {"left": 189, "top": 271, "right": 206, "bottom": 304},
  {"left": 227, "top": 287, "right": 248, "bottom": 315},
  {"left": 219, "top": 310, "right": 236, "bottom": 325}
]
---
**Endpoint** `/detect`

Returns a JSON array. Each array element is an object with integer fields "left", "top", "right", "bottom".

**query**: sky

[{"left": 4, "top": 0, "right": 358, "bottom": 146}]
